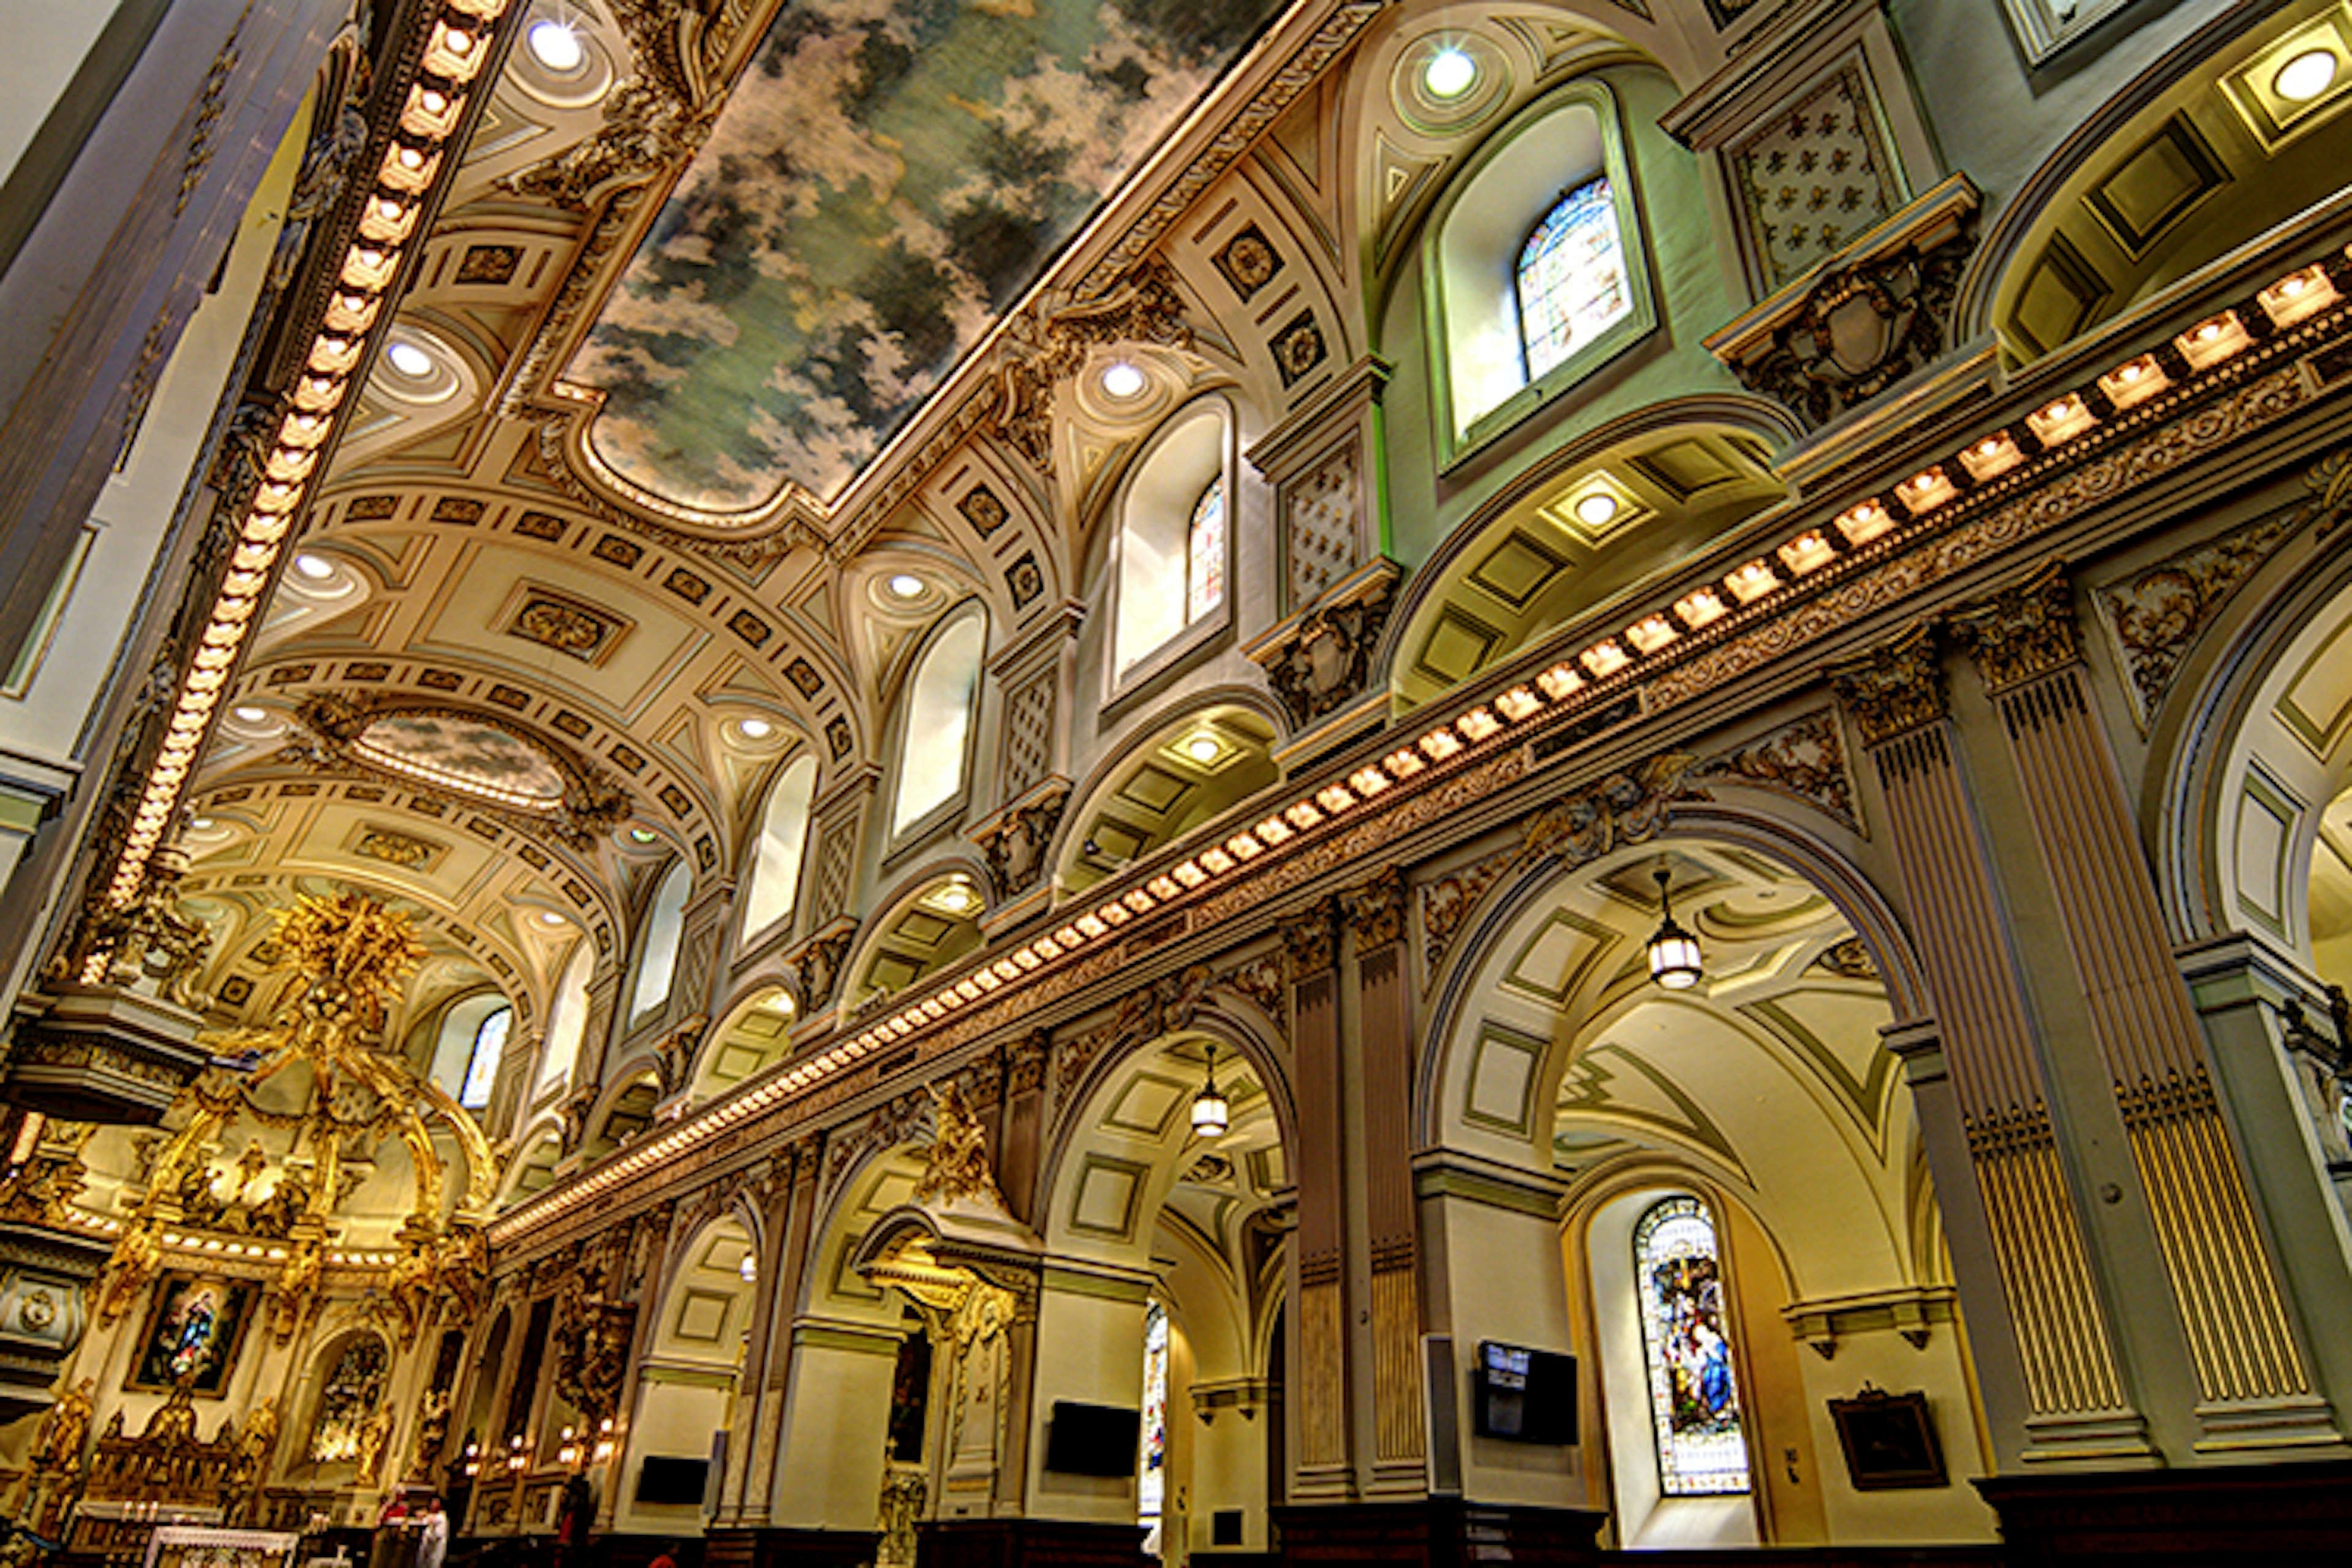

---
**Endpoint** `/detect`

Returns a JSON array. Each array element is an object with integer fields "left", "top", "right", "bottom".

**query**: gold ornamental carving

[
  {"left": 1343, "top": 867, "right": 1406, "bottom": 951},
  {"left": 991, "top": 258, "right": 1195, "bottom": 470},
  {"left": 1282, "top": 899, "right": 1338, "bottom": 982},
  {"left": 911, "top": 1080, "right": 1007, "bottom": 1212},
  {"left": 1946, "top": 562, "right": 2081, "bottom": 695},
  {"left": 1826, "top": 624, "right": 1947, "bottom": 747}
]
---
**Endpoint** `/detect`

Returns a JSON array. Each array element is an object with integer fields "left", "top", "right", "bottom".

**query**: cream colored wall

[
  {"left": 613, "top": 1374, "right": 729, "bottom": 1536},
  {"left": 765, "top": 1324, "right": 897, "bottom": 1530},
  {"left": 1028, "top": 1278, "right": 1149, "bottom": 1525},
  {"left": 0, "top": 1, "right": 131, "bottom": 182}
]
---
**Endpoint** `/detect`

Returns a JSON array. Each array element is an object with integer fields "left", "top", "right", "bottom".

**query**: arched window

[
  {"left": 459, "top": 1007, "right": 509, "bottom": 1110},
  {"left": 1515, "top": 178, "right": 1630, "bottom": 383},
  {"left": 538, "top": 943, "right": 593, "bottom": 1093},
  {"left": 1137, "top": 1300, "right": 1170, "bottom": 1552},
  {"left": 742, "top": 753, "right": 816, "bottom": 940},
  {"left": 1426, "top": 83, "right": 1652, "bottom": 462},
  {"left": 892, "top": 609, "right": 986, "bottom": 835},
  {"left": 1632, "top": 1196, "right": 1749, "bottom": 1496},
  {"left": 428, "top": 991, "right": 507, "bottom": 1104},
  {"left": 630, "top": 859, "right": 692, "bottom": 1024},
  {"left": 1114, "top": 402, "right": 1229, "bottom": 679}
]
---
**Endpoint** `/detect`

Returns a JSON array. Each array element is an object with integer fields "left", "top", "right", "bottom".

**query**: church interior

[{"left": 2, "top": 0, "right": 2352, "bottom": 1564}]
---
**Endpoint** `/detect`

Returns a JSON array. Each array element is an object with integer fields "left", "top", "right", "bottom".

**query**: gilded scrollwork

[{"left": 2095, "top": 513, "right": 2296, "bottom": 729}]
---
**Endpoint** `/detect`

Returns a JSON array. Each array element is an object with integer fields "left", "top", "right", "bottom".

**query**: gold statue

[
  {"left": 386, "top": 1241, "right": 437, "bottom": 1346},
  {"left": 911, "top": 1080, "right": 1005, "bottom": 1210},
  {"left": 355, "top": 1406, "right": 393, "bottom": 1486},
  {"left": 29, "top": 1376, "right": 94, "bottom": 1476},
  {"left": 96, "top": 1220, "right": 162, "bottom": 1326},
  {"left": 221, "top": 1395, "right": 279, "bottom": 1520},
  {"left": 270, "top": 1239, "right": 322, "bottom": 1344}
]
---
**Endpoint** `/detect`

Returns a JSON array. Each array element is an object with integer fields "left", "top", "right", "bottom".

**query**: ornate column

[
  {"left": 1283, "top": 896, "right": 1353, "bottom": 1499},
  {"left": 1948, "top": 567, "right": 2334, "bottom": 1452},
  {"left": 996, "top": 1033, "right": 1049, "bottom": 1226},
  {"left": 1828, "top": 629, "right": 2144, "bottom": 1464},
  {"left": 714, "top": 1153, "right": 805, "bottom": 1528},
  {"left": 729, "top": 1134, "right": 822, "bottom": 1536},
  {"left": 1341, "top": 868, "right": 1424, "bottom": 1494}
]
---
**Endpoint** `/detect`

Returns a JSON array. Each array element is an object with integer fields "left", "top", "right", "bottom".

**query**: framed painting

[
  {"left": 1827, "top": 1384, "right": 1947, "bottom": 1491},
  {"left": 126, "top": 1272, "right": 260, "bottom": 1397}
]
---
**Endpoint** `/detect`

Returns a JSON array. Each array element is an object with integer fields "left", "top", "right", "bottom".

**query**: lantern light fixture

[
  {"left": 1191, "top": 1045, "right": 1230, "bottom": 1139},
  {"left": 1646, "top": 867, "right": 1703, "bottom": 990}
]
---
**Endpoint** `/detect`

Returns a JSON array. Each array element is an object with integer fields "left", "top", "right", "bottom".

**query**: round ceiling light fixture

[
  {"left": 886, "top": 572, "right": 925, "bottom": 600},
  {"left": 1574, "top": 491, "right": 1620, "bottom": 529},
  {"left": 385, "top": 341, "right": 434, "bottom": 379},
  {"left": 1100, "top": 360, "right": 1148, "bottom": 400},
  {"left": 626, "top": 827, "right": 658, "bottom": 845},
  {"left": 1424, "top": 45, "right": 1478, "bottom": 100},
  {"left": 933, "top": 881, "right": 978, "bottom": 914},
  {"left": 737, "top": 717, "right": 773, "bottom": 741},
  {"left": 537, "top": 910, "right": 568, "bottom": 928},
  {"left": 1183, "top": 734, "right": 1222, "bottom": 764},
  {"left": 191, "top": 817, "right": 216, "bottom": 832},
  {"left": 2276, "top": 47, "right": 2340, "bottom": 102},
  {"left": 232, "top": 705, "right": 268, "bottom": 724},
  {"left": 292, "top": 554, "right": 333, "bottom": 581},
  {"left": 527, "top": 17, "right": 585, "bottom": 71}
]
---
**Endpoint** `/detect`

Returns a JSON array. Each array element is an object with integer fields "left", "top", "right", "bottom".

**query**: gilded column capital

[
  {"left": 1284, "top": 897, "right": 1339, "bottom": 982},
  {"left": 1007, "top": 1028, "right": 1049, "bottom": 1095},
  {"left": 1343, "top": 866, "right": 1406, "bottom": 952},
  {"left": 1826, "top": 624, "right": 1947, "bottom": 747},
  {"left": 1947, "top": 562, "right": 2080, "bottom": 695}
]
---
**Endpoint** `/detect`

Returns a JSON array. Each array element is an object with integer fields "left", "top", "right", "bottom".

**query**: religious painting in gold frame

[{"left": 125, "top": 1272, "right": 260, "bottom": 1397}]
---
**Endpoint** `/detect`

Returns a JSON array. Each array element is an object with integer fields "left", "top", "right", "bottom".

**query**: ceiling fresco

[
  {"left": 354, "top": 712, "right": 570, "bottom": 808},
  {"left": 567, "top": 0, "right": 1289, "bottom": 511}
]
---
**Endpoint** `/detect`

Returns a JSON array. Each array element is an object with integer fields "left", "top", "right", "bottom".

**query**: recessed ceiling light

[
  {"left": 385, "top": 341, "right": 433, "bottom": 379},
  {"left": 293, "top": 553, "right": 333, "bottom": 581},
  {"left": 1184, "top": 734, "right": 1222, "bottom": 764},
  {"left": 737, "top": 717, "right": 773, "bottom": 739},
  {"left": 1574, "top": 491, "right": 1619, "bottom": 528},
  {"left": 1100, "top": 360, "right": 1147, "bottom": 399},
  {"left": 232, "top": 705, "right": 267, "bottom": 724},
  {"left": 537, "top": 910, "right": 567, "bottom": 927},
  {"left": 191, "top": 817, "right": 216, "bottom": 831},
  {"left": 886, "top": 573, "right": 924, "bottom": 600},
  {"left": 932, "top": 881, "right": 977, "bottom": 914},
  {"left": 527, "top": 18, "right": 584, "bottom": 72},
  {"left": 626, "top": 827, "right": 658, "bottom": 844},
  {"left": 2275, "top": 47, "right": 2340, "bottom": 102},
  {"left": 1424, "top": 45, "right": 1478, "bottom": 100}
]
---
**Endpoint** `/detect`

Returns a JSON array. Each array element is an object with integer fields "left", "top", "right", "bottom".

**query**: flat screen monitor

[
  {"left": 1472, "top": 1340, "right": 1577, "bottom": 1444},
  {"left": 635, "top": 1455, "right": 710, "bottom": 1506},
  {"left": 1042, "top": 1401, "right": 1141, "bottom": 1476}
]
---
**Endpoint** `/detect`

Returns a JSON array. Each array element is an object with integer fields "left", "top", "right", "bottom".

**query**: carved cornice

[
  {"left": 1826, "top": 625, "right": 1947, "bottom": 747},
  {"left": 1946, "top": 563, "right": 2080, "bottom": 695}
]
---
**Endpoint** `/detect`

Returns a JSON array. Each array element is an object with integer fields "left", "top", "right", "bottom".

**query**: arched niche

[
  {"left": 687, "top": 986, "right": 799, "bottom": 1108},
  {"left": 847, "top": 873, "right": 988, "bottom": 1011},
  {"left": 582, "top": 1072, "right": 659, "bottom": 1162},
  {"left": 1037, "top": 1030, "right": 1292, "bottom": 1558},
  {"left": 1383, "top": 415, "right": 1785, "bottom": 715},
  {"left": 615, "top": 1210, "right": 760, "bottom": 1536},
  {"left": 1421, "top": 836, "right": 1988, "bottom": 1546},
  {"left": 1975, "top": 9, "right": 2352, "bottom": 362},
  {"left": 890, "top": 605, "right": 989, "bottom": 843},
  {"left": 1056, "top": 703, "right": 1281, "bottom": 895}
]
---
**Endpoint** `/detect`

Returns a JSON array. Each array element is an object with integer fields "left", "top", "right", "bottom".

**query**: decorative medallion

[
  {"left": 1272, "top": 311, "right": 1329, "bottom": 388},
  {"left": 506, "top": 589, "right": 630, "bottom": 665},
  {"left": 1212, "top": 223, "right": 1283, "bottom": 302},
  {"left": 957, "top": 484, "right": 1009, "bottom": 538}
]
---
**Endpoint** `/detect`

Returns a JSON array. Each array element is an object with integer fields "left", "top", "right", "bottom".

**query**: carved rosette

[
  {"left": 1827, "top": 625, "right": 1948, "bottom": 748},
  {"left": 1947, "top": 564, "right": 2080, "bottom": 695}
]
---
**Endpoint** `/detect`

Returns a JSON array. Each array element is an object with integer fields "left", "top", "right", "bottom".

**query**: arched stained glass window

[
  {"left": 1137, "top": 1300, "right": 1170, "bottom": 1552},
  {"left": 459, "top": 1006, "right": 509, "bottom": 1110},
  {"left": 1515, "top": 178, "right": 1631, "bottom": 383},
  {"left": 1185, "top": 476, "right": 1225, "bottom": 624},
  {"left": 1633, "top": 1196, "right": 1750, "bottom": 1496}
]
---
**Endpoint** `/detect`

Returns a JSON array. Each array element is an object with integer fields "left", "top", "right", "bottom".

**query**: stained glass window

[
  {"left": 1633, "top": 1196, "right": 1750, "bottom": 1496},
  {"left": 1186, "top": 476, "right": 1226, "bottom": 624},
  {"left": 1138, "top": 1301, "right": 1170, "bottom": 1552},
  {"left": 459, "top": 1006, "right": 508, "bottom": 1110},
  {"left": 1515, "top": 178, "right": 1631, "bottom": 384}
]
